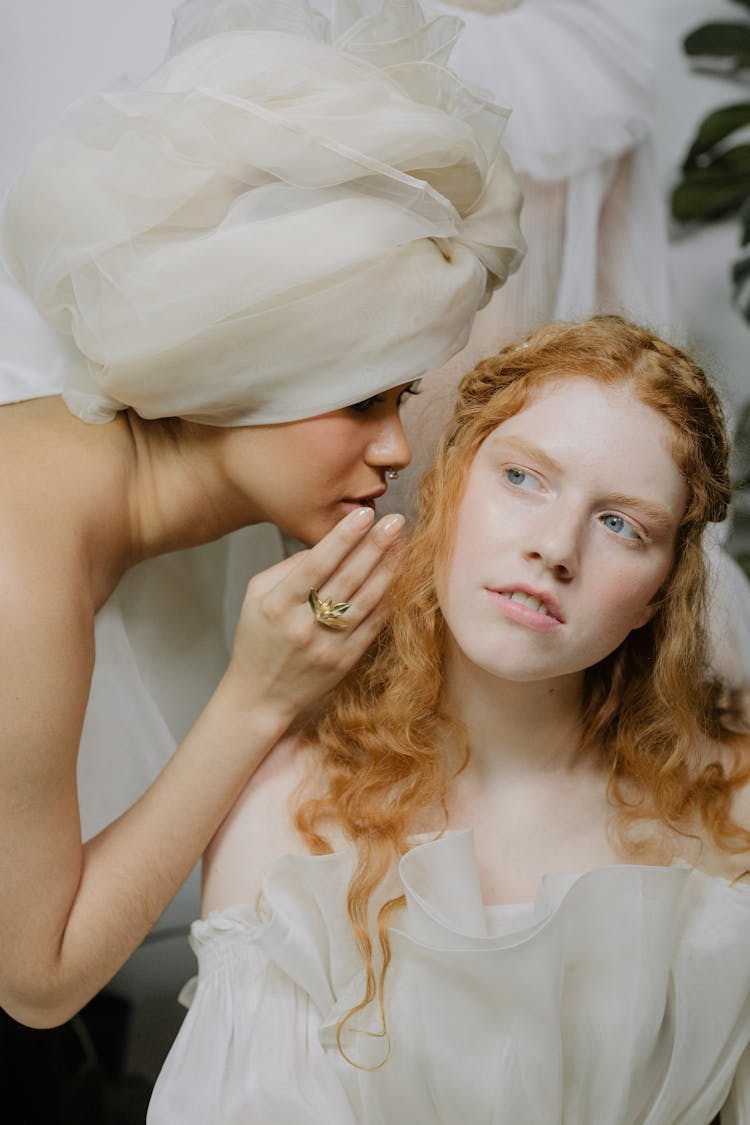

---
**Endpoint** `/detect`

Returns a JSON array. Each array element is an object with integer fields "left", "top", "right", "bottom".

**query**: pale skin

[
  {"left": 204, "top": 377, "right": 750, "bottom": 920},
  {"left": 0, "top": 384, "right": 414, "bottom": 1028}
]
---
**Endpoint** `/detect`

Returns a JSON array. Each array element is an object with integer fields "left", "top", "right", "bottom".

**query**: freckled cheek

[{"left": 601, "top": 569, "right": 666, "bottom": 631}]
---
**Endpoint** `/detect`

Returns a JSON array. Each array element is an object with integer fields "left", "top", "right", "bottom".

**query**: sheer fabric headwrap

[{"left": 1, "top": 0, "right": 524, "bottom": 426}]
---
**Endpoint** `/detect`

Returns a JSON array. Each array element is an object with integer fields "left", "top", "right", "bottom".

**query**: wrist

[{"left": 209, "top": 672, "right": 296, "bottom": 744}]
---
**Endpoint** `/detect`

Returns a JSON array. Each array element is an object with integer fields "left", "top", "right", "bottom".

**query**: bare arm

[{"left": 0, "top": 506, "right": 402, "bottom": 1027}]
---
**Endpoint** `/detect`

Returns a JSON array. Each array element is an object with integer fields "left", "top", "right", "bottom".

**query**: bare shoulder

[
  {"left": 0, "top": 396, "right": 133, "bottom": 606},
  {"left": 0, "top": 397, "right": 114, "bottom": 523},
  {"left": 0, "top": 398, "right": 119, "bottom": 771},
  {"left": 201, "top": 734, "right": 330, "bottom": 916},
  {"left": 0, "top": 399, "right": 100, "bottom": 655}
]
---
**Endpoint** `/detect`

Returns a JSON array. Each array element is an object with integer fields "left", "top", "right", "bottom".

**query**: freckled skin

[{"left": 438, "top": 378, "right": 688, "bottom": 688}]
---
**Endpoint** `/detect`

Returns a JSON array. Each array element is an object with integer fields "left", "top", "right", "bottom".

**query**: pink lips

[
  {"left": 346, "top": 487, "right": 386, "bottom": 508},
  {"left": 486, "top": 583, "right": 564, "bottom": 632},
  {"left": 340, "top": 487, "right": 386, "bottom": 512}
]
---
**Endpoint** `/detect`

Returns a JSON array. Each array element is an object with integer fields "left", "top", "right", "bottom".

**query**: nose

[
  {"left": 523, "top": 510, "right": 580, "bottom": 581},
  {"left": 368, "top": 406, "right": 412, "bottom": 471}
]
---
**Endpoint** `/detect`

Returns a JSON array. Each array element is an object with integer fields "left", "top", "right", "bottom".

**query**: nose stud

[{"left": 386, "top": 468, "right": 399, "bottom": 480}]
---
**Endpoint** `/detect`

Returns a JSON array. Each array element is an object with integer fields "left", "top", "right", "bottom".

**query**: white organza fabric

[
  {"left": 148, "top": 830, "right": 750, "bottom": 1124},
  {"left": 377, "top": 0, "right": 750, "bottom": 685},
  {"left": 381, "top": 0, "right": 672, "bottom": 520},
  {"left": 1, "top": 0, "right": 524, "bottom": 426},
  {"left": 439, "top": 0, "right": 668, "bottom": 324}
]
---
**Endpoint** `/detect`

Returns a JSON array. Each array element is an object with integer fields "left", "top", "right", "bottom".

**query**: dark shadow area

[{"left": 1, "top": 990, "right": 151, "bottom": 1124}]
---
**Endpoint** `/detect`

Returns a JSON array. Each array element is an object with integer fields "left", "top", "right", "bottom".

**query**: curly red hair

[{"left": 296, "top": 316, "right": 750, "bottom": 1062}]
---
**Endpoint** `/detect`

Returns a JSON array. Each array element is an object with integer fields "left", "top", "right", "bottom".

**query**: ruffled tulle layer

[
  {"left": 148, "top": 830, "right": 750, "bottom": 1123},
  {"left": 2, "top": 0, "right": 524, "bottom": 425}
]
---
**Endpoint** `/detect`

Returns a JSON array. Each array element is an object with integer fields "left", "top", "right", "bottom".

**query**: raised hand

[{"left": 223, "top": 506, "right": 405, "bottom": 724}]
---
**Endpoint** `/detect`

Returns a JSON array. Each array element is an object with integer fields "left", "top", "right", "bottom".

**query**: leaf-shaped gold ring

[{"left": 308, "top": 588, "right": 351, "bottom": 630}]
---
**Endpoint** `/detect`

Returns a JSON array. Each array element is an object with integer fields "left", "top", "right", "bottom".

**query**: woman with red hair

[{"left": 153, "top": 316, "right": 750, "bottom": 1124}]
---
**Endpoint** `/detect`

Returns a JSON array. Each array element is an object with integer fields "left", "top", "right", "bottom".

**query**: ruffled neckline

[
  {"left": 170, "top": 829, "right": 750, "bottom": 1119},
  {"left": 193, "top": 828, "right": 750, "bottom": 952}
]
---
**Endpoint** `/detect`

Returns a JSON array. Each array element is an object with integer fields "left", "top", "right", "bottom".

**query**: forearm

[
  {"left": 1, "top": 505, "right": 401, "bottom": 1026},
  {"left": 1, "top": 681, "right": 291, "bottom": 1027}
]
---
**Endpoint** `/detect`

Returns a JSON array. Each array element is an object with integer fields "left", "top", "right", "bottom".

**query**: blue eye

[
  {"left": 505, "top": 467, "right": 539, "bottom": 490},
  {"left": 601, "top": 513, "right": 641, "bottom": 540}
]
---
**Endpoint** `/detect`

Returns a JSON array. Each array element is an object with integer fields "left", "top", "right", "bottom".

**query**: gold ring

[{"left": 308, "top": 588, "right": 351, "bottom": 630}]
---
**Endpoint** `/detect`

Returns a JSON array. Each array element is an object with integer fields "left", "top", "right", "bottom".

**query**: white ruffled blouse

[{"left": 148, "top": 830, "right": 750, "bottom": 1124}]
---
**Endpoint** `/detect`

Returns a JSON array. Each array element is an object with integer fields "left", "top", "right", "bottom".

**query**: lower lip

[
  {"left": 340, "top": 498, "right": 376, "bottom": 513},
  {"left": 486, "top": 590, "right": 561, "bottom": 633}
]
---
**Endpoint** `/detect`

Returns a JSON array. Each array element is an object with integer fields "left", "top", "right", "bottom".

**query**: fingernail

[
  {"left": 351, "top": 506, "right": 374, "bottom": 525},
  {"left": 381, "top": 514, "right": 405, "bottom": 537}
]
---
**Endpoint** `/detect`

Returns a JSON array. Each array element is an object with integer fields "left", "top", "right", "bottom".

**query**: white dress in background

[
  {"left": 148, "top": 829, "right": 750, "bottom": 1123},
  {"left": 381, "top": 0, "right": 670, "bottom": 483},
  {"left": 384, "top": 0, "right": 750, "bottom": 683}
]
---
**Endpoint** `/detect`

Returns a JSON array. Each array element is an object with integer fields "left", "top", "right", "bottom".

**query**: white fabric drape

[
  {"left": 2, "top": 0, "right": 524, "bottom": 426},
  {"left": 379, "top": 0, "right": 750, "bottom": 686},
  {"left": 148, "top": 830, "right": 750, "bottom": 1123}
]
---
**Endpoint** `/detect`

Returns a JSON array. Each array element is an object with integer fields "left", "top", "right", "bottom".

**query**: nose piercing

[{"left": 386, "top": 468, "right": 399, "bottom": 480}]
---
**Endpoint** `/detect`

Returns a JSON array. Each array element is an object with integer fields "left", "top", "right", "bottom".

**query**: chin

[
  {"left": 451, "top": 636, "right": 577, "bottom": 685},
  {"left": 282, "top": 526, "right": 315, "bottom": 548},
  {"left": 282, "top": 514, "right": 331, "bottom": 548}
]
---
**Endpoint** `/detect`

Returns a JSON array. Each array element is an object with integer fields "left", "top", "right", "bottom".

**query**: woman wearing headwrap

[{"left": 0, "top": 0, "right": 523, "bottom": 1026}]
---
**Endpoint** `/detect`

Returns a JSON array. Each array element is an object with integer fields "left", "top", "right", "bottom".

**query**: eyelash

[
  {"left": 350, "top": 383, "right": 422, "bottom": 414},
  {"left": 504, "top": 468, "right": 647, "bottom": 542},
  {"left": 504, "top": 466, "right": 540, "bottom": 491},
  {"left": 599, "top": 513, "right": 646, "bottom": 542}
]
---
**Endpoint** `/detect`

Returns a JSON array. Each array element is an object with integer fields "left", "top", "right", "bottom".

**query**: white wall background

[{"left": 1, "top": 0, "right": 748, "bottom": 1083}]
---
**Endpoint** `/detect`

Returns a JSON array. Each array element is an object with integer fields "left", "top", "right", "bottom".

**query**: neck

[
  {"left": 123, "top": 414, "right": 263, "bottom": 562},
  {"left": 442, "top": 641, "right": 586, "bottom": 782}
]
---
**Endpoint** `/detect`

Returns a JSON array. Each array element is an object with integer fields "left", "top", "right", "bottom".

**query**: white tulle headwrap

[{"left": 1, "top": 0, "right": 524, "bottom": 425}]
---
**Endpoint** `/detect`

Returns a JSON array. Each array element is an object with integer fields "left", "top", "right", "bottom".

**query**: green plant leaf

[
  {"left": 732, "top": 250, "right": 750, "bottom": 319},
  {"left": 672, "top": 144, "right": 750, "bottom": 221},
  {"left": 733, "top": 252, "right": 750, "bottom": 286},
  {"left": 732, "top": 401, "right": 750, "bottom": 486},
  {"left": 684, "top": 103, "right": 750, "bottom": 168},
  {"left": 673, "top": 182, "right": 748, "bottom": 222},
  {"left": 740, "top": 196, "right": 750, "bottom": 246},
  {"left": 736, "top": 553, "right": 750, "bottom": 580},
  {"left": 685, "top": 22, "right": 750, "bottom": 64}
]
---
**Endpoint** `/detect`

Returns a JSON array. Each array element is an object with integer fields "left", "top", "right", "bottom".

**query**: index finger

[{"left": 282, "top": 506, "right": 401, "bottom": 601}]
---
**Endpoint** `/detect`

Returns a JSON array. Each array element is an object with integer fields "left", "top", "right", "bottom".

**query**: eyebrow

[
  {"left": 492, "top": 435, "right": 564, "bottom": 477},
  {"left": 491, "top": 435, "right": 677, "bottom": 532},
  {"left": 600, "top": 493, "right": 676, "bottom": 533}
]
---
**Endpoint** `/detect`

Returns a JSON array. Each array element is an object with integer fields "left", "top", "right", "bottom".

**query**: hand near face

[{"left": 222, "top": 506, "right": 404, "bottom": 725}]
